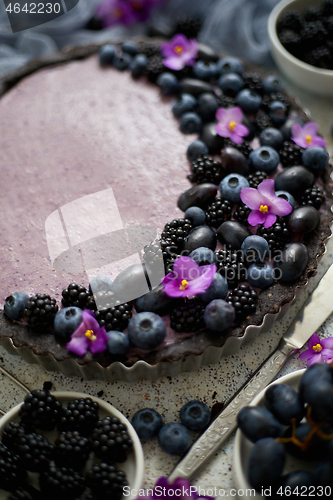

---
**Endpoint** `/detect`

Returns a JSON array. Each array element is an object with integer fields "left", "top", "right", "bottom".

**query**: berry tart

[{"left": 0, "top": 36, "right": 332, "bottom": 381}]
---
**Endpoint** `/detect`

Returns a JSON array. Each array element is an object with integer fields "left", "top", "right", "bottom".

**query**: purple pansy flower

[
  {"left": 291, "top": 121, "right": 326, "bottom": 149},
  {"left": 135, "top": 477, "right": 214, "bottom": 499},
  {"left": 240, "top": 179, "right": 293, "bottom": 228},
  {"left": 162, "top": 256, "right": 216, "bottom": 298},
  {"left": 66, "top": 310, "right": 108, "bottom": 357},
  {"left": 96, "top": 0, "right": 137, "bottom": 26},
  {"left": 161, "top": 34, "right": 198, "bottom": 71},
  {"left": 215, "top": 107, "right": 249, "bottom": 145},
  {"left": 299, "top": 333, "right": 333, "bottom": 366}
]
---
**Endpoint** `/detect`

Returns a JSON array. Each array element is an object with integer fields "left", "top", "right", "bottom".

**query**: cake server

[{"left": 169, "top": 262, "right": 333, "bottom": 482}]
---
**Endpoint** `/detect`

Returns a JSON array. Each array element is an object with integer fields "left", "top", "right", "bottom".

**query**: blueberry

[
  {"left": 262, "top": 75, "right": 284, "bottom": 94},
  {"left": 131, "top": 408, "right": 163, "bottom": 439},
  {"left": 268, "top": 100, "right": 287, "bottom": 126},
  {"left": 241, "top": 235, "right": 269, "bottom": 264},
  {"left": 203, "top": 299, "right": 235, "bottom": 331},
  {"left": 259, "top": 127, "right": 284, "bottom": 150},
  {"left": 189, "top": 247, "right": 217, "bottom": 266},
  {"left": 172, "top": 94, "right": 197, "bottom": 118},
  {"left": 158, "top": 423, "right": 190, "bottom": 455},
  {"left": 275, "top": 243, "right": 308, "bottom": 282},
  {"left": 184, "top": 226, "right": 217, "bottom": 252},
  {"left": 106, "top": 330, "right": 129, "bottom": 355},
  {"left": 275, "top": 190, "right": 296, "bottom": 208},
  {"left": 121, "top": 40, "right": 139, "bottom": 56},
  {"left": 157, "top": 72, "right": 180, "bottom": 95},
  {"left": 179, "top": 401, "right": 211, "bottom": 430},
  {"left": 130, "top": 54, "right": 148, "bottom": 78},
  {"left": 198, "top": 273, "right": 228, "bottom": 304},
  {"left": 235, "top": 89, "right": 262, "bottom": 114},
  {"left": 247, "top": 263, "right": 275, "bottom": 288},
  {"left": 217, "top": 56, "right": 244, "bottom": 75},
  {"left": 4, "top": 291, "right": 29, "bottom": 320},
  {"left": 54, "top": 307, "right": 83, "bottom": 340},
  {"left": 220, "top": 173, "right": 249, "bottom": 202},
  {"left": 196, "top": 93, "right": 218, "bottom": 122},
  {"left": 185, "top": 206, "right": 206, "bottom": 227},
  {"left": 186, "top": 141, "right": 209, "bottom": 162},
  {"left": 193, "top": 60, "right": 217, "bottom": 81},
  {"left": 128, "top": 312, "right": 166, "bottom": 350},
  {"left": 99, "top": 44, "right": 116, "bottom": 66},
  {"left": 89, "top": 275, "right": 113, "bottom": 294},
  {"left": 113, "top": 52, "right": 132, "bottom": 71},
  {"left": 218, "top": 73, "right": 244, "bottom": 96},
  {"left": 249, "top": 146, "right": 280, "bottom": 173},
  {"left": 180, "top": 112, "right": 202, "bottom": 134},
  {"left": 302, "top": 146, "right": 329, "bottom": 172}
]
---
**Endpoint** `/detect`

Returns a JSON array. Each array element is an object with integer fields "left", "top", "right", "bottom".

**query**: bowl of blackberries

[
  {"left": 234, "top": 364, "right": 333, "bottom": 498},
  {"left": 0, "top": 387, "right": 144, "bottom": 500},
  {"left": 268, "top": 0, "right": 333, "bottom": 95}
]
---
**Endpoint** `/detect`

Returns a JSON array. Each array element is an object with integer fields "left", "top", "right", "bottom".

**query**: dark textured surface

[{"left": 0, "top": 42, "right": 332, "bottom": 369}]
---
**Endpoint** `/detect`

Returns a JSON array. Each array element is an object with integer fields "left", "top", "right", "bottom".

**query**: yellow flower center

[
  {"left": 312, "top": 343, "right": 322, "bottom": 353},
  {"left": 305, "top": 135, "right": 312, "bottom": 145},
  {"left": 229, "top": 121, "right": 237, "bottom": 131},
  {"left": 85, "top": 329, "right": 97, "bottom": 342},
  {"left": 179, "top": 279, "right": 188, "bottom": 290},
  {"left": 259, "top": 205, "right": 268, "bottom": 213},
  {"left": 174, "top": 45, "right": 184, "bottom": 54}
]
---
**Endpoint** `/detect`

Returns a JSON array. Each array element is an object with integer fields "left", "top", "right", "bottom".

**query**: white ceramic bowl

[
  {"left": 0, "top": 391, "right": 144, "bottom": 500},
  {"left": 234, "top": 370, "right": 311, "bottom": 498},
  {"left": 268, "top": 0, "right": 333, "bottom": 96}
]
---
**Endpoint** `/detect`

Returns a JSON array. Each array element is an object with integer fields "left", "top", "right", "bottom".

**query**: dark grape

[
  {"left": 264, "top": 383, "right": 305, "bottom": 425},
  {"left": 237, "top": 407, "right": 284, "bottom": 443},
  {"left": 313, "top": 462, "right": 333, "bottom": 487},
  {"left": 284, "top": 422, "right": 328, "bottom": 461},
  {"left": 248, "top": 438, "right": 285, "bottom": 491},
  {"left": 280, "top": 470, "right": 314, "bottom": 498}
]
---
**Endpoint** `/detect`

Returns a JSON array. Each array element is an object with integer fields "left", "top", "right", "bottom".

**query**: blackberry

[
  {"left": 0, "top": 443, "right": 27, "bottom": 492},
  {"left": 223, "top": 138, "right": 253, "bottom": 158},
  {"left": 144, "top": 54, "right": 164, "bottom": 82},
  {"left": 24, "top": 293, "right": 58, "bottom": 329},
  {"left": 2, "top": 421, "right": 35, "bottom": 453},
  {"left": 58, "top": 397, "right": 100, "bottom": 436},
  {"left": 278, "top": 11, "right": 304, "bottom": 33},
  {"left": 257, "top": 217, "right": 291, "bottom": 252},
  {"left": 174, "top": 15, "right": 203, "bottom": 39},
  {"left": 304, "top": 7, "right": 323, "bottom": 23},
  {"left": 161, "top": 242, "right": 178, "bottom": 274},
  {"left": 278, "top": 29, "right": 302, "bottom": 57},
  {"left": 61, "top": 283, "right": 91, "bottom": 309},
  {"left": 324, "top": 0, "right": 333, "bottom": 16},
  {"left": 188, "top": 156, "right": 225, "bottom": 185},
  {"left": 304, "top": 45, "right": 333, "bottom": 69},
  {"left": 301, "top": 21, "right": 327, "bottom": 49},
  {"left": 86, "top": 462, "right": 128, "bottom": 500},
  {"left": 139, "top": 42, "right": 161, "bottom": 58},
  {"left": 143, "top": 240, "right": 176, "bottom": 275},
  {"left": 161, "top": 218, "right": 192, "bottom": 250},
  {"left": 55, "top": 431, "right": 91, "bottom": 470},
  {"left": 205, "top": 199, "right": 232, "bottom": 228},
  {"left": 19, "top": 389, "right": 62, "bottom": 431},
  {"left": 243, "top": 72, "right": 264, "bottom": 95},
  {"left": 17, "top": 432, "right": 54, "bottom": 472},
  {"left": 262, "top": 92, "right": 290, "bottom": 112},
  {"left": 94, "top": 302, "right": 132, "bottom": 332},
  {"left": 90, "top": 416, "right": 133, "bottom": 463},
  {"left": 170, "top": 298, "right": 205, "bottom": 333},
  {"left": 8, "top": 487, "right": 39, "bottom": 500},
  {"left": 227, "top": 284, "right": 258, "bottom": 320},
  {"left": 255, "top": 109, "right": 273, "bottom": 132},
  {"left": 301, "top": 186, "right": 325, "bottom": 209},
  {"left": 232, "top": 203, "right": 251, "bottom": 224},
  {"left": 39, "top": 464, "right": 86, "bottom": 500},
  {"left": 216, "top": 94, "right": 236, "bottom": 109},
  {"left": 247, "top": 171, "right": 268, "bottom": 188},
  {"left": 279, "top": 140, "right": 305, "bottom": 167},
  {"left": 215, "top": 249, "right": 247, "bottom": 287}
]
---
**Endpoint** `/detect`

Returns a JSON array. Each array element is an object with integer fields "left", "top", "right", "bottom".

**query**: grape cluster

[{"left": 238, "top": 363, "right": 333, "bottom": 494}]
